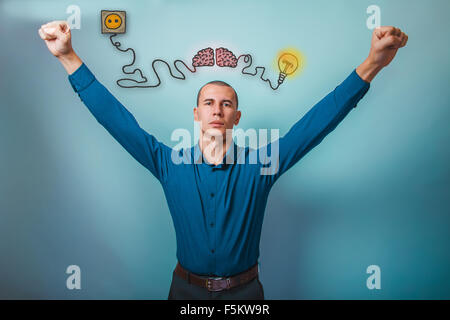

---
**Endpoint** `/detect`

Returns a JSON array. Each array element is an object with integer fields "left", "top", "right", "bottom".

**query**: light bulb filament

[{"left": 282, "top": 59, "right": 293, "bottom": 74}]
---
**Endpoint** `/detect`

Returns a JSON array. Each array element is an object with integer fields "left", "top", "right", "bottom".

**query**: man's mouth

[{"left": 209, "top": 121, "right": 224, "bottom": 127}]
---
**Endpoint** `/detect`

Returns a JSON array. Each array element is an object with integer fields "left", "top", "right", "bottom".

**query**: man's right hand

[
  {"left": 38, "top": 20, "right": 82, "bottom": 75},
  {"left": 38, "top": 21, "right": 73, "bottom": 57}
]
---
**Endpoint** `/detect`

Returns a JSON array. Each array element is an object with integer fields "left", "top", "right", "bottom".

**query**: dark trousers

[{"left": 168, "top": 270, "right": 265, "bottom": 300}]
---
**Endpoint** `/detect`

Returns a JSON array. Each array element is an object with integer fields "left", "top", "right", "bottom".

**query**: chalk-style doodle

[
  {"left": 103, "top": 10, "right": 302, "bottom": 90},
  {"left": 192, "top": 48, "right": 215, "bottom": 67}
]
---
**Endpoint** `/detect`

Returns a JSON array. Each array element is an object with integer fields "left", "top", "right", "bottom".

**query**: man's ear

[
  {"left": 193, "top": 107, "right": 199, "bottom": 122},
  {"left": 234, "top": 110, "right": 242, "bottom": 125}
]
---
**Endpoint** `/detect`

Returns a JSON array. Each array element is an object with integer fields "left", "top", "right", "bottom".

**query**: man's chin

[{"left": 203, "top": 127, "right": 232, "bottom": 138}]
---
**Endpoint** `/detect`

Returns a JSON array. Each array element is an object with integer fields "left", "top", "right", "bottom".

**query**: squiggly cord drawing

[
  {"left": 237, "top": 54, "right": 281, "bottom": 90},
  {"left": 109, "top": 34, "right": 282, "bottom": 90},
  {"left": 109, "top": 34, "right": 196, "bottom": 88}
]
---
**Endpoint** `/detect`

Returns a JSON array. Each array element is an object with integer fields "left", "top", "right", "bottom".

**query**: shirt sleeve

[
  {"left": 68, "top": 63, "right": 171, "bottom": 182},
  {"left": 261, "top": 69, "right": 370, "bottom": 184}
]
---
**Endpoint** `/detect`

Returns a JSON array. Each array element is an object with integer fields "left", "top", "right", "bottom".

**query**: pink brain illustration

[
  {"left": 216, "top": 47, "right": 238, "bottom": 68},
  {"left": 192, "top": 47, "right": 214, "bottom": 67}
]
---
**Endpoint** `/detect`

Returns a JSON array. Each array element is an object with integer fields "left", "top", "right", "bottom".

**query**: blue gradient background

[{"left": 0, "top": 0, "right": 449, "bottom": 299}]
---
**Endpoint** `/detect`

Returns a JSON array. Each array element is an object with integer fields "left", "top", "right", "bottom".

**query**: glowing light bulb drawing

[{"left": 277, "top": 53, "right": 299, "bottom": 85}]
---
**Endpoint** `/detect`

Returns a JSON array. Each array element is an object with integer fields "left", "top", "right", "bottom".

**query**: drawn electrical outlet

[{"left": 101, "top": 10, "right": 126, "bottom": 34}]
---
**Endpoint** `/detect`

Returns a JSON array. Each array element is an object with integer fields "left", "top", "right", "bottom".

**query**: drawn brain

[
  {"left": 192, "top": 47, "right": 214, "bottom": 67},
  {"left": 216, "top": 47, "right": 238, "bottom": 68}
]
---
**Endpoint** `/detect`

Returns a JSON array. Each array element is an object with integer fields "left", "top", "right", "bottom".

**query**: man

[{"left": 38, "top": 20, "right": 408, "bottom": 300}]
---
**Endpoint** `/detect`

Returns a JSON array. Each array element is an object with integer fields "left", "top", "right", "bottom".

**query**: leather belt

[{"left": 174, "top": 262, "right": 259, "bottom": 292}]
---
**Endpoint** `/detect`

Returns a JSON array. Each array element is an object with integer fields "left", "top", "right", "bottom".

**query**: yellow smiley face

[{"left": 105, "top": 14, "right": 122, "bottom": 29}]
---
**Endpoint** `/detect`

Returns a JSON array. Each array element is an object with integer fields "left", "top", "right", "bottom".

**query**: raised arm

[
  {"left": 38, "top": 21, "right": 171, "bottom": 181},
  {"left": 262, "top": 26, "right": 408, "bottom": 183}
]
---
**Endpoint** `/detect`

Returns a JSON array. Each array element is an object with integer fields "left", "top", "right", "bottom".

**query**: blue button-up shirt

[{"left": 68, "top": 63, "right": 369, "bottom": 276}]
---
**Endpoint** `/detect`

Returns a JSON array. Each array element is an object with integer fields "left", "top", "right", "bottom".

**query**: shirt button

[
  {"left": 210, "top": 222, "right": 214, "bottom": 227},
  {"left": 210, "top": 193, "right": 215, "bottom": 197},
  {"left": 211, "top": 249, "right": 215, "bottom": 254}
]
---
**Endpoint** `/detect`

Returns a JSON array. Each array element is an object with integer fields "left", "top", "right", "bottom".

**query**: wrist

[
  {"left": 356, "top": 58, "right": 383, "bottom": 83},
  {"left": 58, "top": 50, "right": 82, "bottom": 75}
]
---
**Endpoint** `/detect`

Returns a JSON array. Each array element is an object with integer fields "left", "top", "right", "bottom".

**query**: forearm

[
  {"left": 58, "top": 50, "right": 83, "bottom": 75},
  {"left": 68, "top": 63, "right": 168, "bottom": 180},
  {"left": 69, "top": 63, "right": 147, "bottom": 145},
  {"left": 273, "top": 69, "right": 370, "bottom": 179},
  {"left": 356, "top": 58, "right": 383, "bottom": 83}
]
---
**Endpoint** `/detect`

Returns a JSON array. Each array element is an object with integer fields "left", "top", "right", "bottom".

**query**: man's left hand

[
  {"left": 356, "top": 26, "right": 408, "bottom": 82},
  {"left": 369, "top": 26, "right": 408, "bottom": 68}
]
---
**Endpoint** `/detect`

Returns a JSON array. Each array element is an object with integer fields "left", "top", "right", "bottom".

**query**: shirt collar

[{"left": 192, "top": 139, "right": 237, "bottom": 168}]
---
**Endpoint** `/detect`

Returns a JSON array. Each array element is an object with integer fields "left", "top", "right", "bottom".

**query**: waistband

[{"left": 174, "top": 262, "right": 259, "bottom": 292}]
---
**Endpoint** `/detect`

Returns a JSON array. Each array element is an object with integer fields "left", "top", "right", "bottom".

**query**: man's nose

[{"left": 212, "top": 103, "right": 223, "bottom": 116}]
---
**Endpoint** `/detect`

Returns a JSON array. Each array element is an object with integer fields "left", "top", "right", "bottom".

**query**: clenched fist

[
  {"left": 38, "top": 21, "right": 73, "bottom": 57},
  {"left": 38, "top": 20, "right": 82, "bottom": 74},
  {"left": 356, "top": 26, "right": 408, "bottom": 82},
  {"left": 369, "top": 26, "right": 408, "bottom": 68}
]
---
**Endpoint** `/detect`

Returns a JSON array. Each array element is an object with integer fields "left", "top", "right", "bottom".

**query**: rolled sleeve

[
  {"left": 68, "top": 63, "right": 96, "bottom": 93},
  {"left": 67, "top": 63, "right": 171, "bottom": 181},
  {"left": 262, "top": 68, "right": 371, "bottom": 184},
  {"left": 336, "top": 69, "right": 370, "bottom": 109}
]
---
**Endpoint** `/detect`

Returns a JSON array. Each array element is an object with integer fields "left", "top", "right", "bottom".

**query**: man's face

[{"left": 194, "top": 84, "right": 241, "bottom": 137}]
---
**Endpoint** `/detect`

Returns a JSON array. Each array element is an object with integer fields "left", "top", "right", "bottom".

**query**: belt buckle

[{"left": 206, "top": 277, "right": 229, "bottom": 292}]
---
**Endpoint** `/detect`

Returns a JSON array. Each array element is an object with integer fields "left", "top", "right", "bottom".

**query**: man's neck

[{"left": 198, "top": 131, "right": 233, "bottom": 166}]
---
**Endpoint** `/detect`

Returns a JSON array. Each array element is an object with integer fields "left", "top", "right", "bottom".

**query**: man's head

[{"left": 194, "top": 81, "right": 241, "bottom": 138}]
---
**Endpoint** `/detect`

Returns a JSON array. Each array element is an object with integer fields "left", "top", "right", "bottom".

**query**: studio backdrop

[{"left": 0, "top": 0, "right": 449, "bottom": 299}]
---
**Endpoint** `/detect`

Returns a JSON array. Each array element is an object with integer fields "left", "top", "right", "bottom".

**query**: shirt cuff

[
  {"left": 349, "top": 68, "right": 370, "bottom": 91},
  {"left": 351, "top": 68, "right": 370, "bottom": 94},
  {"left": 338, "top": 69, "right": 371, "bottom": 108},
  {"left": 68, "top": 63, "right": 96, "bottom": 93}
]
